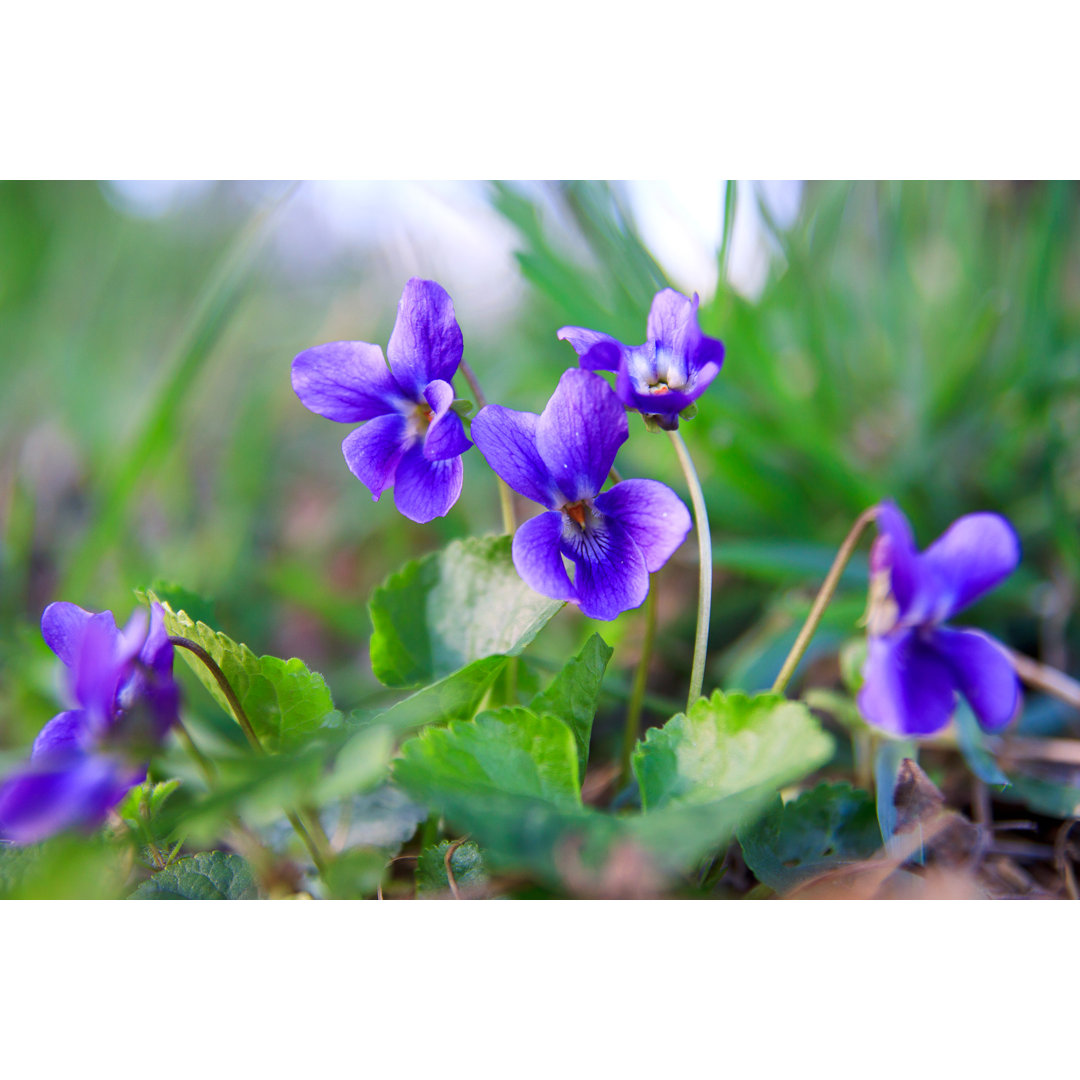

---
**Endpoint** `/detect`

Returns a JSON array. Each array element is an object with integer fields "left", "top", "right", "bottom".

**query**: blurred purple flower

[
  {"left": 471, "top": 369, "right": 691, "bottom": 620},
  {"left": 0, "top": 602, "right": 179, "bottom": 845},
  {"left": 557, "top": 289, "right": 724, "bottom": 430},
  {"left": 291, "top": 278, "right": 472, "bottom": 523},
  {"left": 858, "top": 501, "right": 1021, "bottom": 738}
]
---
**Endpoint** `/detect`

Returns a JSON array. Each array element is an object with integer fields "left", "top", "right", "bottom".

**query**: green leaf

[
  {"left": 129, "top": 851, "right": 260, "bottom": 899},
  {"left": 368, "top": 535, "right": 563, "bottom": 687},
  {"left": 144, "top": 580, "right": 217, "bottom": 628},
  {"left": 632, "top": 691, "right": 835, "bottom": 811},
  {"left": 394, "top": 705, "right": 771, "bottom": 889},
  {"left": 954, "top": 703, "right": 1011, "bottom": 787},
  {"left": 158, "top": 741, "right": 330, "bottom": 844},
  {"left": 416, "top": 840, "right": 488, "bottom": 898},
  {"left": 316, "top": 726, "right": 395, "bottom": 803},
  {"left": 530, "top": 633, "right": 612, "bottom": 776},
  {"left": 712, "top": 540, "right": 869, "bottom": 588},
  {"left": 999, "top": 773, "right": 1080, "bottom": 819},
  {"left": 802, "top": 688, "right": 865, "bottom": 733},
  {"left": 394, "top": 707, "right": 581, "bottom": 810},
  {"left": 0, "top": 835, "right": 129, "bottom": 899},
  {"left": 118, "top": 779, "right": 182, "bottom": 830},
  {"left": 322, "top": 848, "right": 387, "bottom": 899},
  {"left": 370, "top": 655, "right": 508, "bottom": 735},
  {"left": 738, "top": 782, "right": 881, "bottom": 892},
  {"left": 145, "top": 593, "right": 336, "bottom": 753}
]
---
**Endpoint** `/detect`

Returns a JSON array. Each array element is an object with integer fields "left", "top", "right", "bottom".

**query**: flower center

[
  {"left": 563, "top": 501, "right": 588, "bottom": 527},
  {"left": 407, "top": 401, "right": 436, "bottom": 438}
]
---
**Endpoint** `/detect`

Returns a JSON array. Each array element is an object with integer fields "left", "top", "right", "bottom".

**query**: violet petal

[
  {"left": 0, "top": 754, "right": 142, "bottom": 845},
  {"left": 40, "top": 602, "right": 93, "bottom": 668},
  {"left": 422, "top": 379, "right": 472, "bottom": 462},
  {"left": 31, "top": 710, "right": 90, "bottom": 759},
  {"left": 933, "top": 627, "right": 1019, "bottom": 732},
  {"left": 341, "top": 414, "right": 410, "bottom": 501},
  {"left": 594, "top": 479, "right": 692, "bottom": 573},
  {"left": 292, "top": 341, "right": 404, "bottom": 422},
  {"left": 560, "top": 513, "right": 649, "bottom": 621},
  {"left": 386, "top": 278, "right": 464, "bottom": 399},
  {"left": 393, "top": 443, "right": 463, "bottom": 523},
  {"left": 511, "top": 512, "right": 577, "bottom": 604},
  {"left": 917, "top": 513, "right": 1021, "bottom": 621},
  {"left": 471, "top": 404, "right": 561, "bottom": 509},
  {"left": 535, "top": 369, "right": 628, "bottom": 503},
  {"left": 857, "top": 629, "right": 958, "bottom": 737},
  {"left": 873, "top": 501, "right": 921, "bottom": 619},
  {"left": 557, "top": 326, "right": 628, "bottom": 371}
]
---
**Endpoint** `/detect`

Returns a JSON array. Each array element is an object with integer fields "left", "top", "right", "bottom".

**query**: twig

[
  {"left": 444, "top": 837, "right": 469, "bottom": 900},
  {"left": 1054, "top": 820, "right": 1080, "bottom": 900},
  {"left": 1008, "top": 648, "right": 1080, "bottom": 711}
]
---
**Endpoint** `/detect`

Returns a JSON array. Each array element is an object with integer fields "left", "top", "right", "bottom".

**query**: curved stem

[
  {"left": 458, "top": 359, "right": 516, "bottom": 534},
  {"left": 667, "top": 429, "right": 712, "bottom": 710},
  {"left": 169, "top": 637, "right": 262, "bottom": 753},
  {"left": 770, "top": 506, "right": 878, "bottom": 694},
  {"left": 174, "top": 718, "right": 216, "bottom": 786},
  {"left": 457, "top": 358, "right": 487, "bottom": 408},
  {"left": 621, "top": 583, "right": 657, "bottom": 785},
  {"left": 168, "top": 635, "right": 330, "bottom": 875}
]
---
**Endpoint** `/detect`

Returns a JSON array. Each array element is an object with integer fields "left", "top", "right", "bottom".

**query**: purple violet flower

[
  {"left": 858, "top": 501, "right": 1021, "bottom": 738},
  {"left": 557, "top": 288, "right": 724, "bottom": 430},
  {"left": 471, "top": 369, "right": 692, "bottom": 620},
  {"left": 0, "top": 602, "right": 179, "bottom": 845},
  {"left": 291, "top": 278, "right": 472, "bottom": 523}
]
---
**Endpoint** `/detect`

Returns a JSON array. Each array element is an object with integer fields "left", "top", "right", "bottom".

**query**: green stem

[
  {"left": 718, "top": 180, "right": 738, "bottom": 283},
  {"left": 174, "top": 717, "right": 217, "bottom": 787},
  {"left": 168, "top": 635, "right": 331, "bottom": 875},
  {"left": 621, "top": 583, "right": 657, "bottom": 785},
  {"left": 769, "top": 506, "right": 878, "bottom": 695},
  {"left": 667, "top": 429, "right": 712, "bottom": 710},
  {"left": 458, "top": 359, "right": 516, "bottom": 534}
]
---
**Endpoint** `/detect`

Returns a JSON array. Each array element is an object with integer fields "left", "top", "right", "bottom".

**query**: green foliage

[
  {"left": 395, "top": 707, "right": 581, "bottom": 811},
  {"left": 129, "top": 851, "right": 260, "bottom": 899},
  {"left": 145, "top": 581, "right": 217, "bottom": 627},
  {"left": 0, "top": 835, "right": 130, "bottom": 899},
  {"left": 368, "top": 655, "right": 507, "bottom": 735},
  {"left": 368, "top": 536, "right": 563, "bottom": 687},
  {"left": 416, "top": 840, "right": 488, "bottom": 898},
  {"left": 146, "top": 593, "right": 336, "bottom": 753},
  {"left": 632, "top": 691, "right": 835, "bottom": 811},
  {"left": 394, "top": 704, "right": 773, "bottom": 888},
  {"left": 159, "top": 741, "right": 331, "bottom": 842},
  {"left": 998, "top": 773, "right": 1080, "bottom": 819},
  {"left": 738, "top": 783, "right": 881, "bottom": 893},
  {"left": 713, "top": 540, "right": 869, "bottom": 588},
  {"left": 316, "top": 726, "right": 395, "bottom": 803},
  {"left": 322, "top": 849, "right": 387, "bottom": 899},
  {"left": 530, "top": 633, "right": 612, "bottom": 775},
  {"left": 954, "top": 704, "right": 1010, "bottom": 787},
  {"left": 118, "top": 778, "right": 182, "bottom": 829}
]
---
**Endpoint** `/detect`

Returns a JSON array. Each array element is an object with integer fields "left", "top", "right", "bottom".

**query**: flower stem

[
  {"left": 718, "top": 180, "right": 738, "bottom": 283},
  {"left": 458, "top": 359, "right": 516, "bottom": 534},
  {"left": 667, "top": 429, "right": 712, "bottom": 710},
  {"left": 621, "top": 583, "right": 657, "bottom": 785},
  {"left": 770, "top": 506, "right": 878, "bottom": 695},
  {"left": 168, "top": 635, "right": 331, "bottom": 875}
]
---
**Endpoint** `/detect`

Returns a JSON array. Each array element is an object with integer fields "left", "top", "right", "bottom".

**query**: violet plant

[{"left": 5, "top": 273, "right": 1076, "bottom": 901}]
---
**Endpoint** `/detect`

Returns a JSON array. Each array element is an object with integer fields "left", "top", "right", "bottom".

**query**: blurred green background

[{"left": 2, "top": 180, "right": 1078, "bottom": 755}]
